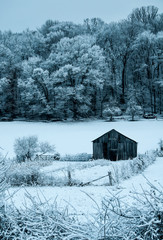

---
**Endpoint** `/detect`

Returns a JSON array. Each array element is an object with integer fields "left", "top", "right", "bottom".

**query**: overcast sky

[{"left": 0, "top": 0, "right": 163, "bottom": 32}]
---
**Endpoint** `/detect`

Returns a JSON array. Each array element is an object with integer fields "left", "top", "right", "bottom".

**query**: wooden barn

[{"left": 92, "top": 129, "right": 137, "bottom": 161}]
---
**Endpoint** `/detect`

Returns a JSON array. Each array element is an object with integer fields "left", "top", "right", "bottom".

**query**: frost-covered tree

[
  {"left": 0, "top": 44, "right": 20, "bottom": 118},
  {"left": 129, "top": 6, "right": 158, "bottom": 30},
  {"left": 129, "top": 30, "right": 163, "bottom": 114},
  {"left": 39, "top": 141, "right": 55, "bottom": 154},
  {"left": 14, "top": 136, "right": 55, "bottom": 162},
  {"left": 126, "top": 99, "right": 143, "bottom": 120},
  {"left": 14, "top": 136, "right": 39, "bottom": 162},
  {"left": 103, "top": 106, "right": 122, "bottom": 121},
  {"left": 49, "top": 35, "right": 107, "bottom": 119},
  {"left": 103, "top": 102, "right": 122, "bottom": 121},
  {"left": 0, "top": 5, "right": 162, "bottom": 120}
]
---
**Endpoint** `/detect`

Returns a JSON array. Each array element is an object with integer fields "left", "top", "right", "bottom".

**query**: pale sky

[{"left": 0, "top": 0, "right": 163, "bottom": 32}]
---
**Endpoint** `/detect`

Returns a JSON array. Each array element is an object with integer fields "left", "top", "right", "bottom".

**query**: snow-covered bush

[
  {"left": 158, "top": 139, "right": 163, "bottom": 156},
  {"left": 2, "top": 181, "right": 162, "bottom": 239},
  {"left": 159, "top": 139, "right": 163, "bottom": 151},
  {"left": 8, "top": 164, "right": 40, "bottom": 186},
  {"left": 8, "top": 167, "right": 74, "bottom": 187},
  {"left": 7, "top": 159, "right": 52, "bottom": 186},
  {"left": 107, "top": 152, "right": 156, "bottom": 186},
  {"left": 7, "top": 160, "right": 80, "bottom": 186},
  {"left": 2, "top": 194, "right": 94, "bottom": 240},
  {"left": 99, "top": 181, "right": 163, "bottom": 239},
  {"left": 61, "top": 153, "right": 92, "bottom": 162},
  {"left": 128, "top": 152, "right": 156, "bottom": 175}
]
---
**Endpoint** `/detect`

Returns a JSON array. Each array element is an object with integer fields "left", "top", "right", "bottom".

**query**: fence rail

[{"left": 79, "top": 171, "right": 114, "bottom": 186}]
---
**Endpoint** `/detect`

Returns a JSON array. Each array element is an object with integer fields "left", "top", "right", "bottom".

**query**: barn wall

[
  {"left": 93, "top": 130, "right": 137, "bottom": 160},
  {"left": 93, "top": 143, "right": 104, "bottom": 159}
]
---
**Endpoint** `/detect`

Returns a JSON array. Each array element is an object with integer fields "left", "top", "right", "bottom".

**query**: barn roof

[{"left": 92, "top": 129, "right": 137, "bottom": 143}]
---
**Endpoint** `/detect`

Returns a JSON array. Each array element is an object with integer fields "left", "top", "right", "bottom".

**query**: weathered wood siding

[{"left": 93, "top": 129, "right": 137, "bottom": 161}]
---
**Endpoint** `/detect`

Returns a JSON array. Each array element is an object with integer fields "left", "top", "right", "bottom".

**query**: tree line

[{"left": 0, "top": 5, "right": 163, "bottom": 120}]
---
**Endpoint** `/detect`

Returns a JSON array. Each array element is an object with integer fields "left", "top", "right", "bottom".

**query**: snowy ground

[
  {"left": 7, "top": 157, "right": 163, "bottom": 221},
  {"left": 0, "top": 119, "right": 162, "bottom": 158},
  {"left": 3, "top": 119, "right": 163, "bottom": 221}
]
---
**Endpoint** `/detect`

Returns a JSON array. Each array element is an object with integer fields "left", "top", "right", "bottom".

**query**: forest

[{"left": 0, "top": 5, "right": 162, "bottom": 121}]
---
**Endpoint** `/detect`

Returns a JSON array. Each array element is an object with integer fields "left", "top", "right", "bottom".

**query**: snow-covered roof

[{"left": 92, "top": 129, "right": 137, "bottom": 143}]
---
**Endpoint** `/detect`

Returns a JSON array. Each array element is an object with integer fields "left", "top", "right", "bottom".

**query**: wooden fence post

[
  {"left": 68, "top": 170, "right": 72, "bottom": 186},
  {"left": 108, "top": 171, "right": 112, "bottom": 186}
]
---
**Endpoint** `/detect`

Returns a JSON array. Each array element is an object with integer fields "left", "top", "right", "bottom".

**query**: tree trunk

[
  {"left": 159, "top": 88, "right": 162, "bottom": 114},
  {"left": 8, "top": 71, "right": 18, "bottom": 118},
  {"left": 153, "top": 87, "right": 156, "bottom": 113},
  {"left": 72, "top": 99, "right": 77, "bottom": 120},
  {"left": 121, "top": 55, "right": 127, "bottom": 103}
]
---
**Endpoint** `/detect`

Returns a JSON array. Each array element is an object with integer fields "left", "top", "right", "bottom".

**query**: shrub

[
  {"left": 60, "top": 153, "right": 92, "bottom": 162},
  {"left": 7, "top": 159, "right": 53, "bottom": 186},
  {"left": 3, "top": 180, "right": 163, "bottom": 239},
  {"left": 159, "top": 139, "right": 163, "bottom": 151},
  {"left": 109, "top": 152, "right": 156, "bottom": 186},
  {"left": 100, "top": 181, "right": 163, "bottom": 239},
  {"left": 158, "top": 139, "right": 163, "bottom": 156},
  {"left": 1, "top": 195, "right": 94, "bottom": 240},
  {"left": 7, "top": 165, "right": 40, "bottom": 186},
  {"left": 7, "top": 160, "right": 79, "bottom": 187}
]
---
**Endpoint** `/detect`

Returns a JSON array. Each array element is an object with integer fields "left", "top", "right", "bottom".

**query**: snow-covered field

[
  {"left": 0, "top": 119, "right": 163, "bottom": 158},
  {"left": 8, "top": 157, "right": 163, "bottom": 221},
  {"left": 3, "top": 119, "right": 163, "bottom": 221}
]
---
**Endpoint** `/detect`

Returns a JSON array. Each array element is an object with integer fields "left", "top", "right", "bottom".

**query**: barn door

[
  {"left": 110, "top": 150, "right": 118, "bottom": 161},
  {"left": 103, "top": 143, "right": 107, "bottom": 159},
  {"left": 109, "top": 140, "right": 118, "bottom": 161},
  {"left": 118, "top": 143, "right": 123, "bottom": 160}
]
